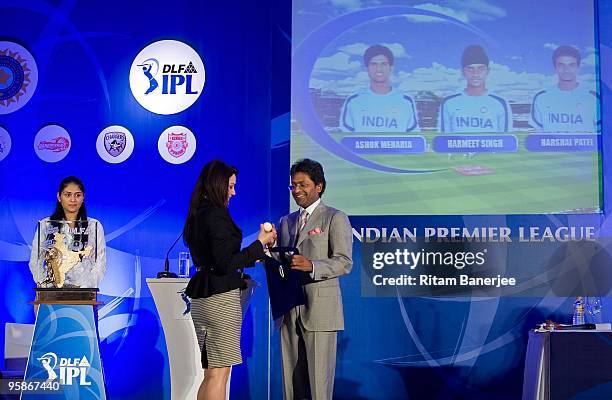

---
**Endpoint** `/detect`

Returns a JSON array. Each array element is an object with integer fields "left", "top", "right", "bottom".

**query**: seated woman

[{"left": 29, "top": 176, "right": 106, "bottom": 288}]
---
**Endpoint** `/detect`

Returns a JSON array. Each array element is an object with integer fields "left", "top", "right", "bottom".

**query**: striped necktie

[{"left": 295, "top": 209, "right": 309, "bottom": 245}]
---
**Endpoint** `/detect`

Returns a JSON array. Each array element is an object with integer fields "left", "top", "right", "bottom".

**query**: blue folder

[{"left": 263, "top": 247, "right": 306, "bottom": 320}]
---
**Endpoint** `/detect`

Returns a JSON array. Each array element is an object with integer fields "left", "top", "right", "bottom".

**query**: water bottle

[
  {"left": 572, "top": 296, "right": 585, "bottom": 325},
  {"left": 178, "top": 252, "right": 190, "bottom": 278},
  {"left": 586, "top": 296, "right": 603, "bottom": 324}
]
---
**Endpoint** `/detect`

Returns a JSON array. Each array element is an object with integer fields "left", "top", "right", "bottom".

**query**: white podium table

[{"left": 148, "top": 278, "right": 232, "bottom": 400}]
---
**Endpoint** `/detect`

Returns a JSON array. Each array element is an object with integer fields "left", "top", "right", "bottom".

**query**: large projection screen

[{"left": 290, "top": 0, "right": 602, "bottom": 215}]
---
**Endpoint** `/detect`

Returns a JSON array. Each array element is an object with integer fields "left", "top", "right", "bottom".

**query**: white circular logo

[
  {"left": 0, "top": 41, "right": 38, "bottom": 114},
  {"left": 129, "top": 40, "right": 205, "bottom": 115},
  {"left": 0, "top": 126, "right": 11, "bottom": 161},
  {"left": 96, "top": 125, "right": 135, "bottom": 163},
  {"left": 34, "top": 124, "right": 71, "bottom": 162},
  {"left": 157, "top": 126, "right": 196, "bottom": 164}
]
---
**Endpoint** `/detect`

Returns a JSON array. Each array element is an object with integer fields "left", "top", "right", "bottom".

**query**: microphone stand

[{"left": 157, "top": 233, "right": 182, "bottom": 278}]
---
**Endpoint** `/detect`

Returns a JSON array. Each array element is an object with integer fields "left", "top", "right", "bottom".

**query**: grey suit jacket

[{"left": 278, "top": 202, "right": 353, "bottom": 331}]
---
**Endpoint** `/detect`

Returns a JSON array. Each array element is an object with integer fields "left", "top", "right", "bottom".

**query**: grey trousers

[{"left": 280, "top": 307, "right": 337, "bottom": 400}]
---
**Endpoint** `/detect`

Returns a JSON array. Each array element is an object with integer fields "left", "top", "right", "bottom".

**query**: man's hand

[{"left": 290, "top": 255, "right": 313, "bottom": 272}]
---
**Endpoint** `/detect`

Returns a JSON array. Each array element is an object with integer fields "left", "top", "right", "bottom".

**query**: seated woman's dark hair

[
  {"left": 49, "top": 176, "right": 88, "bottom": 249},
  {"left": 50, "top": 176, "right": 87, "bottom": 221}
]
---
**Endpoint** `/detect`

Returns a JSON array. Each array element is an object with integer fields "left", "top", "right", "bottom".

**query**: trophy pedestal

[{"left": 22, "top": 289, "right": 107, "bottom": 399}]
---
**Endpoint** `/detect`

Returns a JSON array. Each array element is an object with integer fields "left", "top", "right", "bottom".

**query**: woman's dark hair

[
  {"left": 290, "top": 158, "right": 326, "bottom": 196},
  {"left": 50, "top": 176, "right": 87, "bottom": 221},
  {"left": 49, "top": 176, "right": 88, "bottom": 250},
  {"left": 183, "top": 160, "right": 237, "bottom": 247}
]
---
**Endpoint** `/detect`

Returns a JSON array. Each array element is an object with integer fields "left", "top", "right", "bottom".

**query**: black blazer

[{"left": 185, "top": 204, "right": 265, "bottom": 299}]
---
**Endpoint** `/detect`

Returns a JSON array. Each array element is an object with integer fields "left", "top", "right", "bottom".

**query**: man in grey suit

[{"left": 278, "top": 159, "right": 353, "bottom": 400}]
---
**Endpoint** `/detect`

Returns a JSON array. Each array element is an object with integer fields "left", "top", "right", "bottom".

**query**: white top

[
  {"left": 531, "top": 84, "right": 599, "bottom": 133},
  {"left": 439, "top": 91, "right": 511, "bottom": 133},
  {"left": 340, "top": 88, "right": 418, "bottom": 133},
  {"left": 29, "top": 217, "right": 106, "bottom": 288}
]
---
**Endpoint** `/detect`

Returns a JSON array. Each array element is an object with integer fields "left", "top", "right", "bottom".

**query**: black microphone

[{"left": 157, "top": 232, "right": 183, "bottom": 278}]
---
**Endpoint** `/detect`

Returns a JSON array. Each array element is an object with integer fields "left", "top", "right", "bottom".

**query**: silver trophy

[{"left": 36, "top": 220, "right": 97, "bottom": 288}]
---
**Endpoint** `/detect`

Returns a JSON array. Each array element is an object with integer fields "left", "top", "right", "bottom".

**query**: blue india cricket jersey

[
  {"left": 439, "top": 92, "right": 511, "bottom": 133},
  {"left": 340, "top": 89, "right": 418, "bottom": 133},
  {"left": 531, "top": 85, "right": 599, "bottom": 133}
]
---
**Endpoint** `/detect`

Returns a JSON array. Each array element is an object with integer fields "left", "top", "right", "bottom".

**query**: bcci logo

[
  {"left": 0, "top": 41, "right": 38, "bottom": 114},
  {"left": 157, "top": 125, "right": 197, "bottom": 164},
  {"left": 37, "top": 352, "right": 92, "bottom": 386},
  {"left": 129, "top": 40, "right": 205, "bottom": 115},
  {"left": 96, "top": 125, "right": 134, "bottom": 163}
]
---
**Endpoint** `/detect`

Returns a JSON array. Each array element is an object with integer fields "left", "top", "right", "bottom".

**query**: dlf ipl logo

[
  {"left": 37, "top": 352, "right": 92, "bottom": 385},
  {"left": 0, "top": 41, "right": 38, "bottom": 114},
  {"left": 129, "top": 40, "right": 205, "bottom": 115}
]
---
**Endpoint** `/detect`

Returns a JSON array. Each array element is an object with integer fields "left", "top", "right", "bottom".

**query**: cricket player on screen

[
  {"left": 340, "top": 44, "right": 418, "bottom": 133},
  {"left": 439, "top": 44, "right": 511, "bottom": 134},
  {"left": 531, "top": 45, "right": 599, "bottom": 133}
]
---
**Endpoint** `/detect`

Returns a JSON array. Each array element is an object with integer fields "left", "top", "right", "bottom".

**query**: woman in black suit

[{"left": 183, "top": 160, "right": 276, "bottom": 400}]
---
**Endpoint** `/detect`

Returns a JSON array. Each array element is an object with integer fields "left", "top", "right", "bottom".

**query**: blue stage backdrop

[
  {"left": 1, "top": 1, "right": 611, "bottom": 400},
  {"left": 0, "top": 0, "right": 283, "bottom": 398}
]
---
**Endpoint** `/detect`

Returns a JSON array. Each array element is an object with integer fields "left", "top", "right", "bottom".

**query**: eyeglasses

[{"left": 288, "top": 183, "right": 310, "bottom": 191}]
